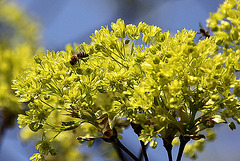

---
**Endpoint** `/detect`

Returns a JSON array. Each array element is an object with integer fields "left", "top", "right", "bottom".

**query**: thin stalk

[
  {"left": 50, "top": 131, "right": 61, "bottom": 142},
  {"left": 139, "top": 148, "right": 143, "bottom": 161},
  {"left": 176, "top": 135, "right": 190, "bottom": 161},
  {"left": 163, "top": 138, "right": 173, "bottom": 161},
  {"left": 39, "top": 98, "right": 55, "bottom": 109},
  {"left": 140, "top": 140, "right": 149, "bottom": 161},
  {"left": 121, "top": 38, "right": 126, "bottom": 57},
  {"left": 130, "top": 122, "right": 146, "bottom": 160},
  {"left": 115, "top": 42, "right": 125, "bottom": 59},
  {"left": 101, "top": 46, "right": 128, "bottom": 68},
  {"left": 113, "top": 142, "right": 125, "bottom": 161},
  {"left": 130, "top": 40, "right": 134, "bottom": 55},
  {"left": 189, "top": 109, "right": 197, "bottom": 129},
  {"left": 109, "top": 54, "right": 128, "bottom": 68},
  {"left": 115, "top": 138, "right": 140, "bottom": 161}
]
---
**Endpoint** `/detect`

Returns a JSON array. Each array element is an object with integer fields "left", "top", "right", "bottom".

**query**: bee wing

[
  {"left": 207, "top": 26, "right": 210, "bottom": 32},
  {"left": 199, "top": 22, "right": 203, "bottom": 29}
]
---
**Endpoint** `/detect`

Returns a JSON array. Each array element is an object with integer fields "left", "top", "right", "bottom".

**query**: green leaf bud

[
  {"left": 211, "top": 94, "right": 220, "bottom": 101},
  {"left": 172, "top": 137, "right": 180, "bottom": 146},
  {"left": 34, "top": 55, "right": 42, "bottom": 64},
  {"left": 230, "top": 27, "right": 239, "bottom": 40},
  {"left": 36, "top": 141, "right": 51, "bottom": 155},
  {"left": 150, "top": 140, "right": 158, "bottom": 149},
  {"left": 125, "top": 39, "right": 130, "bottom": 44},
  {"left": 234, "top": 82, "right": 240, "bottom": 97},
  {"left": 43, "top": 94, "right": 50, "bottom": 100},
  {"left": 221, "top": 20, "right": 231, "bottom": 31},
  {"left": 49, "top": 149, "right": 57, "bottom": 156},
  {"left": 215, "top": 37, "right": 224, "bottom": 46},
  {"left": 228, "top": 122, "right": 236, "bottom": 130},
  {"left": 153, "top": 57, "right": 160, "bottom": 64},
  {"left": 28, "top": 121, "right": 43, "bottom": 132}
]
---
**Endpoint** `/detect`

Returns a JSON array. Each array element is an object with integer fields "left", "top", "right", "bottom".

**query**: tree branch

[
  {"left": 162, "top": 138, "right": 173, "bottom": 161},
  {"left": 113, "top": 142, "right": 126, "bottom": 161},
  {"left": 115, "top": 138, "right": 140, "bottom": 161},
  {"left": 140, "top": 140, "right": 149, "bottom": 161},
  {"left": 176, "top": 135, "right": 190, "bottom": 161}
]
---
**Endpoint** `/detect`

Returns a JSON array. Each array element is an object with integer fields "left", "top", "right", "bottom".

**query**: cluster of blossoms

[
  {"left": 0, "top": 0, "right": 88, "bottom": 160},
  {"left": 0, "top": 0, "right": 38, "bottom": 137},
  {"left": 0, "top": 0, "right": 38, "bottom": 114},
  {"left": 12, "top": 0, "right": 240, "bottom": 160}
]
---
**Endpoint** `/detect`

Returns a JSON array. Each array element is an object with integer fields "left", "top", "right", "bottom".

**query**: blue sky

[{"left": 2, "top": 0, "right": 240, "bottom": 161}]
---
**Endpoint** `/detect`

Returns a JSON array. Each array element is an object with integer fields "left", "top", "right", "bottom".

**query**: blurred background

[{"left": 1, "top": 0, "right": 240, "bottom": 161}]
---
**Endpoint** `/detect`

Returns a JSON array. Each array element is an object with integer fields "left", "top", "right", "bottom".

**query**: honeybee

[
  {"left": 197, "top": 23, "right": 210, "bottom": 39},
  {"left": 70, "top": 52, "right": 89, "bottom": 65}
]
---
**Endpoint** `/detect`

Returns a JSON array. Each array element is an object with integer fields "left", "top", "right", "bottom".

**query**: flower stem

[
  {"left": 176, "top": 135, "right": 190, "bottom": 161},
  {"left": 113, "top": 142, "right": 125, "bottom": 161},
  {"left": 115, "top": 138, "right": 140, "bottom": 161},
  {"left": 162, "top": 138, "right": 173, "bottom": 161},
  {"left": 140, "top": 140, "right": 149, "bottom": 161}
]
